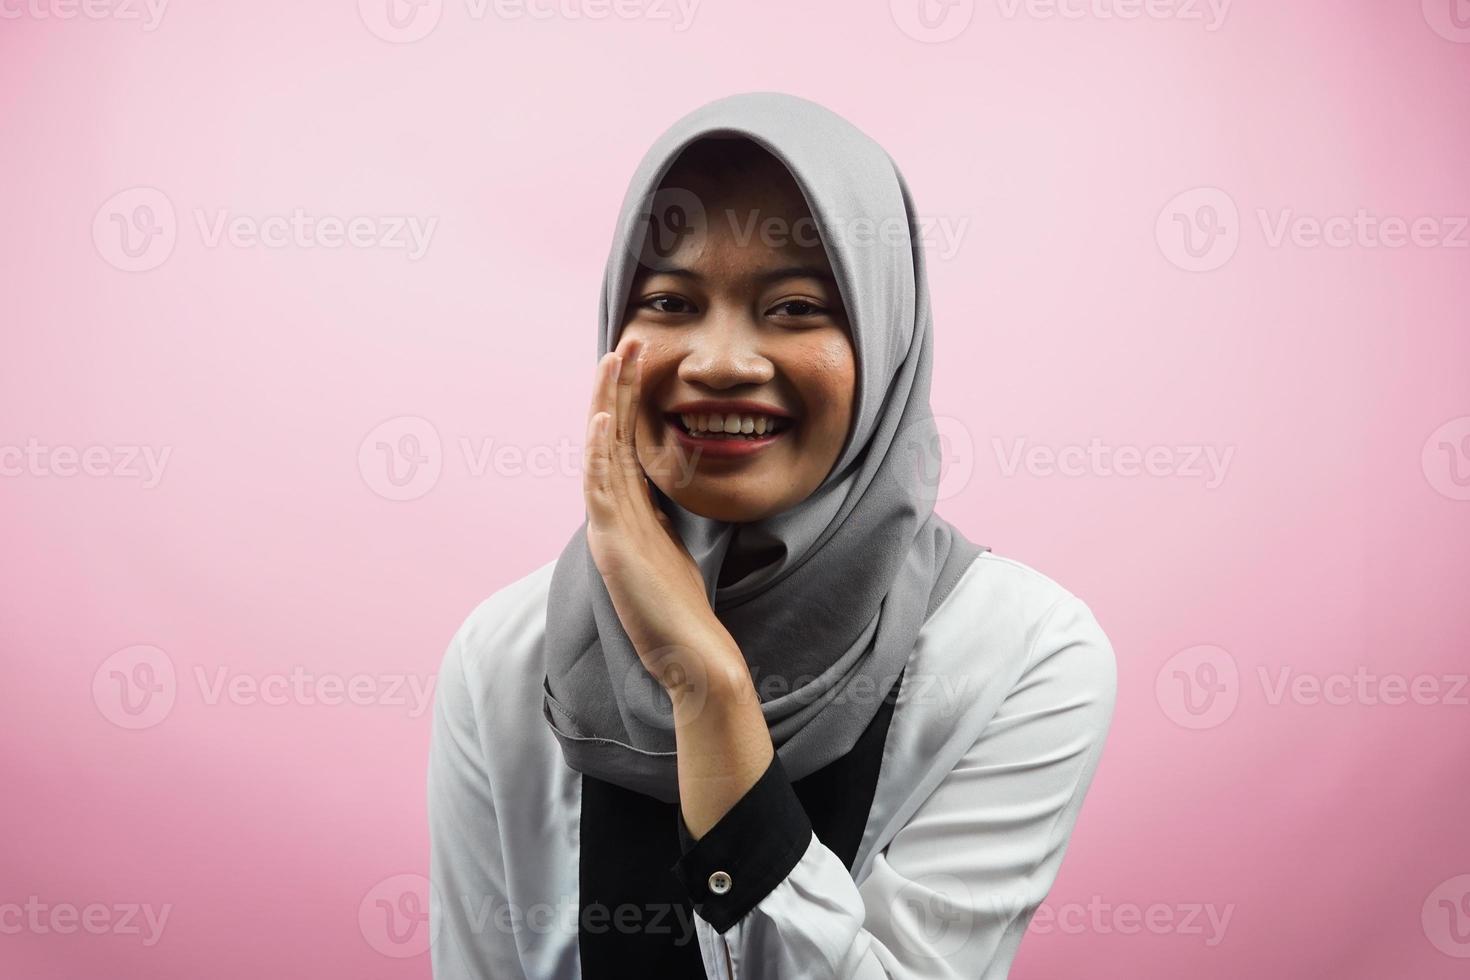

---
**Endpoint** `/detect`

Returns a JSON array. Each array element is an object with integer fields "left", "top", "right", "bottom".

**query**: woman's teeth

[{"left": 679, "top": 413, "right": 787, "bottom": 439}]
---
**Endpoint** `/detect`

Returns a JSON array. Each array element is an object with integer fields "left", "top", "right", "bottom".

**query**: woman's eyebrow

[
  {"left": 635, "top": 265, "right": 837, "bottom": 285},
  {"left": 641, "top": 267, "right": 700, "bottom": 281},
  {"left": 758, "top": 265, "right": 837, "bottom": 284}
]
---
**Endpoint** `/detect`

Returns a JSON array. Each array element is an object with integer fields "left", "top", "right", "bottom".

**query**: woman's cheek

[{"left": 783, "top": 333, "right": 856, "bottom": 430}]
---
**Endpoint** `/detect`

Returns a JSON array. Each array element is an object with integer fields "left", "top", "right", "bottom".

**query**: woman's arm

[
  {"left": 427, "top": 621, "right": 528, "bottom": 980},
  {"left": 667, "top": 594, "right": 1117, "bottom": 979},
  {"left": 669, "top": 630, "right": 774, "bottom": 840}
]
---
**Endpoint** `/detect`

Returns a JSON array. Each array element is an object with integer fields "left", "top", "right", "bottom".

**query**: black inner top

[{"left": 577, "top": 666, "right": 906, "bottom": 978}]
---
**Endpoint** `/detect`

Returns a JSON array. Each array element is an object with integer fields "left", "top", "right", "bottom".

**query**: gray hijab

[{"left": 542, "top": 91, "right": 986, "bottom": 804}]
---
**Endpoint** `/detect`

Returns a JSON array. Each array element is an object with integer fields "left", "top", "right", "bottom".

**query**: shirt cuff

[{"left": 668, "top": 751, "right": 814, "bottom": 934}]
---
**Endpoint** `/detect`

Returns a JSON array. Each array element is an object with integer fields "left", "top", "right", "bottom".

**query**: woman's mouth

[{"left": 665, "top": 411, "right": 794, "bottom": 458}]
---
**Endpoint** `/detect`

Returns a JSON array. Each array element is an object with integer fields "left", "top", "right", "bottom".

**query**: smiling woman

[
  {"left": 428, "top": 91, "right": 1116, "bottom": 980},
  {"left": 621, "top": 136, "right": 857, "bottom": 526}
]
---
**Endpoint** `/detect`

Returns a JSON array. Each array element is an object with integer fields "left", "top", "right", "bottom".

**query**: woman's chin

[{"left": 662, "top": 485, "right": 786, "bottom": 524}]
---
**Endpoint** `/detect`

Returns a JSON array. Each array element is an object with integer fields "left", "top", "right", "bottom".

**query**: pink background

[{"left": 3, "top": 0, "right": 1469, "bottom": 976}]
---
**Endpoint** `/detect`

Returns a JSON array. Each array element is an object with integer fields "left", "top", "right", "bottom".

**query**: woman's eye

[
  {"left": 769, "top": 299, "right": 827, "bottom": 318},
  {"left": 642, "top": 295, "right": 695, "bottom": 315}
]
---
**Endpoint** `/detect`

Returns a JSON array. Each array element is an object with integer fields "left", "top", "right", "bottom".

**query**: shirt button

[{"left": 708, "top": 870, "right": 732, "bottom": 895}]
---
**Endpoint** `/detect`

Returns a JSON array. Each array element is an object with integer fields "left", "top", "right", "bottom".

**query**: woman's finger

[
  {"left": 589, "top": 350, "right": 619, "bottom": 431},
  {"left": 613, "top": 338, "right": 643, "bottom": 470},
  {"left": 584, "top": 350, "right": 624, "bottom": 520},
  {"left": 606, "top": 337, "right": 655, "bottom": 516},
  {"left": 583, "top": 409, "right": 613, "bottom": 523}
]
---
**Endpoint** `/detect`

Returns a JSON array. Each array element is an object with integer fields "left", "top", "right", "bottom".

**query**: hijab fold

[{"left": 542, "top": 92, "right": 986, "bottom": 804}]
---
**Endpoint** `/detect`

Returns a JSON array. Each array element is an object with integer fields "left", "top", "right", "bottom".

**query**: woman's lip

[{"left": 666, "top": 417, "right": 790, "bottom": 458}]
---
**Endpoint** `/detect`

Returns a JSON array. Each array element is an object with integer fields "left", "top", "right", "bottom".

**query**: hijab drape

[{"left": 541, "top": 91, "right": 986, "bottom": 803}]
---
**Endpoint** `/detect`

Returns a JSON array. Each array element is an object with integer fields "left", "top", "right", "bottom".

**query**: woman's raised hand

[{"left": 583, "top": 336, "right": 740, "bottom": 695}]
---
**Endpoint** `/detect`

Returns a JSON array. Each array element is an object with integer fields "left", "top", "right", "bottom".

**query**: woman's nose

[{"left": 676, "top": 315, "right": 775, "bottom": 390}]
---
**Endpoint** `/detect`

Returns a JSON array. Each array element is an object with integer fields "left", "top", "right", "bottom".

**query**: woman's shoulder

[
  {"left": 454, "top": 557, "right": 560, "bottom": 648},
  {"left": 437, "top": 556, "right": 560, "bottom": 709},
  {"left": 430, "top": 557, "right": 575, "bottom": 797},
  {"left": 928, "top": 547, "right": 1117, "bottom": 695},
  {"left": 945, "top": 548, "right": 1089, "bottom": 612}
]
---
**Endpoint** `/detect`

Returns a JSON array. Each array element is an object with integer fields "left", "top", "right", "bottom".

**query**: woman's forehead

[{"left": 636, "top": 201, "right": 833, "bottom": 282}]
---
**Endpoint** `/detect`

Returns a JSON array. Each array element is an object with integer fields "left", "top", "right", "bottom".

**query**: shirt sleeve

[
  {"left": 427, "top": 622, "right": 528, "bottom": 980},
  {"left": 667, "top": 594, "right": 1117, "bottom": 979}
]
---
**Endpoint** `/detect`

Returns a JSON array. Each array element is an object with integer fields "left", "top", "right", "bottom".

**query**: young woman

[{"left": 428, "top": 92, "right": 1116, "bottom": 979}]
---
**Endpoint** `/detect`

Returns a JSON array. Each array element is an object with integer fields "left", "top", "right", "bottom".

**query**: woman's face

[{"left": 619, "top": 158, "right": 857, "bottom": 524}]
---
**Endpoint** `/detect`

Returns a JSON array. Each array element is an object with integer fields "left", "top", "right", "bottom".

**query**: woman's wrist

[
  {"left": 668, "top": 636, "right": 775, "bottom": 839},
  {"left": 636, "top": 619, "right": 740, "bottom": 693}
]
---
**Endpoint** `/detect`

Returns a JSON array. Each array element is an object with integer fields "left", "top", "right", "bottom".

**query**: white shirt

[{"left": 428, "top": 549, "right": 1116, "bottom": 979}]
